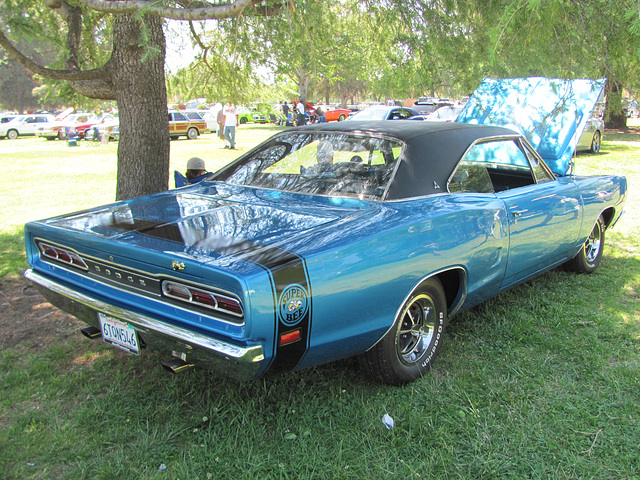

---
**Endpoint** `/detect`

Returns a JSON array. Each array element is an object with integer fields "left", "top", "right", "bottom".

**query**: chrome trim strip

[{"left": 25, "top": 269, "right": 264, "bottom": 368}]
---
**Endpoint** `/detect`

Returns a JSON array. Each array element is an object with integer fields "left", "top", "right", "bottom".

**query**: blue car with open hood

[{"left": 25, "top": 118, "right": 626, "bottom": 385}]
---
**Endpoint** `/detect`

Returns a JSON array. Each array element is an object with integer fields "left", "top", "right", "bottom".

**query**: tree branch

[
  {"left": 75, "top": 0, "right": 260, "bottom": 20},
  {"left": 0, "top": 31, "right": 110, "bottom": 81}
]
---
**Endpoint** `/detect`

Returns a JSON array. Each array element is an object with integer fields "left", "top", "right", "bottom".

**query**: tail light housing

[
  {"left": 37, "top": 242, "right": 88, "bottom": 270},
  {"left": 162, "top": 280, "right": 244, "bottom": 319}
]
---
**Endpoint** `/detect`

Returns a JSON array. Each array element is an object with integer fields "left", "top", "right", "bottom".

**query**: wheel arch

[
  {"left": 402, "top": 267, "right": 467, "bottom": 320},
  {"left": 599, "top": 206, "right": 616, "bottom": 229}
]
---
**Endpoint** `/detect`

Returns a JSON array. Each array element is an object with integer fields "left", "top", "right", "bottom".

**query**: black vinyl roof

[{"left": 290, "top": 120, "right": 519, "bottom": 200}]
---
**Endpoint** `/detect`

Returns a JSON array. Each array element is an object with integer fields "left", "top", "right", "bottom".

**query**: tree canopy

[{"left": 1, "top": 0, "right": 640, "bottom": 200}]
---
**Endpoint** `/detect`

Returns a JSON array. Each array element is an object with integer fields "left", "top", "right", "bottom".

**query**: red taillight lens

[
  {"left": 37, "top": 242, "right": 88, "bottom": 270},
  {"left": 190, "top": 289, "right": 217, "bottom": 308},
  {"left": 214, "top": 295, "right": 243, "bottom": 316}
]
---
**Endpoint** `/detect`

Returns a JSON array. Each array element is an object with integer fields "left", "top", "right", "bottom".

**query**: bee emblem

[{"left": 171, "top": 261, "right": 185, "bottom": 271}]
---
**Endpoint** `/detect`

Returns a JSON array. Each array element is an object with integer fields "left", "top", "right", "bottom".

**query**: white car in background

[
  {"left": 0, "top": 114, "right": 55, "bottom": 139},
  {"left": 184, "top": 110, "right": 216, "bottom": 133}
]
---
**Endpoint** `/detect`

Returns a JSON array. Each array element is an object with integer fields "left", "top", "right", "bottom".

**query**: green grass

[{"left": 1, "top": 126, "right": 639, "bottom": 479}]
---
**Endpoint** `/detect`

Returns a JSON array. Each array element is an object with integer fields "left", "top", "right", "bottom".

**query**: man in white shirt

[
  {"left": 223, "top": 102, "right": 239, "bottom": 149},
  {"left": 296, "top": 99, "right": 306, "bottom": 126}
]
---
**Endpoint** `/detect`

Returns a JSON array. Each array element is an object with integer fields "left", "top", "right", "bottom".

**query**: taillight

[
  {"left": 37, "top": 242, "right": 88, "bottom": 270},
  {"left": 162, "top": 280, "right": 243, "bottom": 318}
]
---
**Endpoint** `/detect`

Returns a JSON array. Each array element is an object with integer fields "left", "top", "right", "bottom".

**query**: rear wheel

[
  {"left": 338, "top": 114, "right": 346, "bottom": 121},
  {"left": 7, "top": 129, "right": 18, "bottom": 140},
  {"left": 566, "top": 216, "right": 605, "bottom": 273},
  {"left": 590, "top": 131, "right": 601, "bottom": 153},
  {"left": 187, "top": 127, "right": 198, "bottom": 140},
  {"left": 359, "top": 278, "right": 447, "bottom": 385}
]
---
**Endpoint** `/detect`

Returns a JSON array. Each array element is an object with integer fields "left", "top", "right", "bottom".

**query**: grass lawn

[{"left": 0, "top": 125, "right": 639, "bottom": 479}]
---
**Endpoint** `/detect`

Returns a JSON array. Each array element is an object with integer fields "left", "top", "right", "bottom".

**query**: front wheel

[
  {"left": 186, "top": 127, "right": 198, "bottom": 140},
  {"left": 7, "top": 129, "right": 18, "bottom": 140},
  {"left": 566, "top": 216, "right": 605, "bottom": 273},
  {"left": 338, "top": 114, "right": 346, "bottom": 121},
  {"left": 590, "top": 131, "right": 601, "bottom": 153},
  {"left": 359, "top": 278, "right": 447, "bottom": 385}
]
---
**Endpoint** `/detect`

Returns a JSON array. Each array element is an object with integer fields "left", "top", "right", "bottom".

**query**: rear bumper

[{"left": 25, "top": 269, "right": 264, "bottom": 382}]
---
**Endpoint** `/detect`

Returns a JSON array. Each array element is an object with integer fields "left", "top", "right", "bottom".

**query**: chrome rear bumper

[{"left": 25, "top": 269, "right": 264, "bottom": 382}]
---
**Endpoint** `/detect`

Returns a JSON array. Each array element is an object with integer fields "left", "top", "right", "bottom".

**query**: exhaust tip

[
  {"left": 161, "top": 358, "right": 195, "bottom": 374},
  {"left": 81, "top": 326, "right": 102, "bottom": 339}
]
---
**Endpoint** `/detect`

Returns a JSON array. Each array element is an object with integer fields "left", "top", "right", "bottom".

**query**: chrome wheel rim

[
  {"left": 396, "top": 294, "right": 436, "bottom": 365},
  {"left": 592, "top": 133, "right": 601, "bottom": 152},
  {"left": 584, "top": 221, "right": 602, "bottom": 263}
]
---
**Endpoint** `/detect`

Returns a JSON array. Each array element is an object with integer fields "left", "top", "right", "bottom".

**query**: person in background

[
  {"left": 315, "top": 107, "right": 327, "bottom": 123},
  {"left": 223, "top": 102, "right": 239, "bottom": 149},
  {"left": 297, "top": 98, "right": 306, "bottom": 126},
  {"left": 282, "top": 101, "right": 289, "bottom": 118},
  {"left": 216, "top": 106, "right": 226, "bottom": 144},
  {"left": 185, "top": 157, "right": 208, "bottom": 181}
]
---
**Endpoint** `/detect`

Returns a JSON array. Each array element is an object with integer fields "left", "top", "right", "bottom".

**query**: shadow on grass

[{"left": 0, "top": 229, "right": 27, "bottom": 278}]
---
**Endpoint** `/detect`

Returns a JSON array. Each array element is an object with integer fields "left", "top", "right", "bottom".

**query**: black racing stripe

[{"left": 237, "top": 245, "right": 312, "bottom": 374}]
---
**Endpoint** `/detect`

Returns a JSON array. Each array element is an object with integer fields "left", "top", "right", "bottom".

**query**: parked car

[
  {"left": 85, "top": 120, "right": 119, "bottom": 142},
  {"left": 576, "top": 109, "right": 605, "bottom": 154},
  {"left": 0, "top": 114, "right": 55, "bottom": 139},
  {"left": 184, "top": 110, "right": 215, "bottom": 132},
  {"left": 73, "top": 114, "right": 117, "bottom": 139},
  {"left": 0, "top": 113, "right": 17, "bottom": 124},
  {"left": 169, "top": 111, "right": 206, "bottom": 139},
  {"left": 24, "top": 121, "right": 626, "bottom": 386},
  {"left": 623, "top": 99, "right": 639, "bottom": 118},
  {"left": 237, "top": 106, "right": 269, "bottom": 124},
  {"left": 322, "top": 106, "right": 352, "bottom": 122},
  {"left": 35, "top": 112, "right": 96, "bottom": 140},
  {"left": 423, "top": 105, "right": 464, "bottom": 122},
  {"left": 348, "top": 105, "right": 418, "bottom": 120}
]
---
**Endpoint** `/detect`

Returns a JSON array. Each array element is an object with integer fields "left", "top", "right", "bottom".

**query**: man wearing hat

[{"left": 185, "top": 157, "right": 208, "bottom": 182}]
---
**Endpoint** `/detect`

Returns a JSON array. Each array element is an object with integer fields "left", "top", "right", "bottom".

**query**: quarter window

[{"left": 449, "top": 139, "right": 543, "bottom": 193}]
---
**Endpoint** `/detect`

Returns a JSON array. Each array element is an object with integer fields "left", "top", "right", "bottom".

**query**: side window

[
  {"left": 449, "top": 161, "right": 494, "bottom": 193},
  {"left": 458, "top": 140, "right": 537, "bottom": 192}
]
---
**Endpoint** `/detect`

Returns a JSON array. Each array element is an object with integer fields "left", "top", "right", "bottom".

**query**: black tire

[
  {"left": 338, "top": 114, "right": 346, "bottom": 121},
  {"left": 359, "top": 278, "right": 447, "bottom": 385},
  {"left": 58, "top": 130, "right": 65, "bottom": 140},
  {"left": 7, "top": 129, "right": 18, "bottom": 140},
  {"left": 590, "top": 131, "right": 601, "bottom": 153},
  {"left": 239, "top": 117, "right": 248, "bottom": 124},
  {"left": 566, "top": 216, "right": 605, "bottom": 273},
  {"left": 187, "top": 127, "right": 198, "bottom": 140}
]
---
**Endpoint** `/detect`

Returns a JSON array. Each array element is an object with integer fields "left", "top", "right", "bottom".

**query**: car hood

[
  {"left": 456, "top": 77, "right": 606, "bottom": 176},
  {"left": 35, "top": 183, "right": 371, "bottom": 266}
]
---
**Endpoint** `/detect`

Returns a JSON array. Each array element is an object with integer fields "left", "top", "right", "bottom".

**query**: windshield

[
  {"left": 350, "top": 108, "right": 391, "bottom": 120},
  {"left": 212, "top": 132, "right": 404, "bottom": 200}
]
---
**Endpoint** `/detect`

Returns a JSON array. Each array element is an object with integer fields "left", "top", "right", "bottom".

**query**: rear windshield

[{"left": 212, "top": 132, "right": 404, "bottom": 201}]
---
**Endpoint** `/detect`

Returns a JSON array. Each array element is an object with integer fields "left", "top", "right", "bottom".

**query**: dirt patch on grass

[{"left": 0, "top": 276, "right": 82, "bottom": 350}]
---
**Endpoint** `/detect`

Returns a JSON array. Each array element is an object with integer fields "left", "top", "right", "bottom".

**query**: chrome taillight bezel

[
  {"left": 162, "top": 280, "right": 244, "bottom": 319},
  {"left": 37, "top": 241, "right": 89, "bottom": 271}
]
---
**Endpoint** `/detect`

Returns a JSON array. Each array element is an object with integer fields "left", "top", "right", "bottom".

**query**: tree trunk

[
  {"left": 606, "top": 78, "right": 627, "bottom": 130},
  {"left": 111, "top": 13, "right": 170, "bottom": 201}
]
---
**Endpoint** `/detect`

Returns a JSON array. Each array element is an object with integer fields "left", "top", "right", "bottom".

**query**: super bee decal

[{"left": 279, "top": 284, "right": 309, "bottom": 327}]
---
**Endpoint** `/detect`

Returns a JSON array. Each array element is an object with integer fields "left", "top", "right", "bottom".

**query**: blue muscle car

[{"left": 24, "top": 121, "right": 626, "bottom": 385}]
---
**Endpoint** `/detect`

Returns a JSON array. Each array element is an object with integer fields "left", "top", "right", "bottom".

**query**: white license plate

[{"left": 99, "top": 313, "right": 140, "bottom": 355}]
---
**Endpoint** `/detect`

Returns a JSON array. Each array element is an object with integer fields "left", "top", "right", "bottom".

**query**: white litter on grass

[
  {"left": 159, "top": 464, "right": 167, "bottom": 471},
  {"left": 382, "top": 414, "right": 395, "bottom": 429}
]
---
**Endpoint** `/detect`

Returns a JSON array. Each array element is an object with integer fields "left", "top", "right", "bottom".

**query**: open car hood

[{"left": 456, "top": 77, "right": 606, "bottom": 176}]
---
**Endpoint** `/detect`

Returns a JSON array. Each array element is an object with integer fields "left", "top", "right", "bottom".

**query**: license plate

[{"left": 99, "top": 313, "right": 140, "bottom": 355}]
